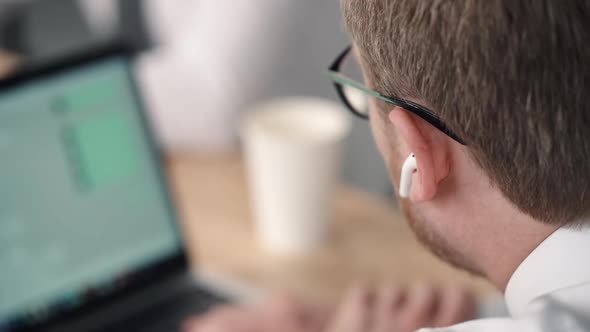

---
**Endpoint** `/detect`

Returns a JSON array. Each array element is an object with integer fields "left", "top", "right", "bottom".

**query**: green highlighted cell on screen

[
  {"left": 52, "top": 79, "right": 118, "bottom": 115},
  {"left": 64, "top": 111, "right": 139, "bottom": 192}
]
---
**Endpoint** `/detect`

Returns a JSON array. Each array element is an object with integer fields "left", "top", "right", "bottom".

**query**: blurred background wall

[{"left": 0, "top": 0, "right": 392, "bottom": 195}]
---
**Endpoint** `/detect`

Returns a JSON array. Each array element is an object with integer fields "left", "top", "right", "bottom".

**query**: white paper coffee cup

[{"left": 242, "top": 97, "right": 351, "bottom": 254}]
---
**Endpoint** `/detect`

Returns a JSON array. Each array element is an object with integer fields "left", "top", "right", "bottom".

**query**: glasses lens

[{"left": 340, "top": 55, "right": 369, "bottom": 116}]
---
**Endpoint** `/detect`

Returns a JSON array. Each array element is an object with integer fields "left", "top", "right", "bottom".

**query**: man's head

[{"left": 342, "top": 0, "right": 590, "bottom": 287}]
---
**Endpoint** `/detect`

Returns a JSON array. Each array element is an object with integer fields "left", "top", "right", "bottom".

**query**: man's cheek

[
  {"left": 368, "top": 106, "right": 389, "bottom": 158},
  {"left": 367, "top": 111, "right": 403, "bottom": 191}
]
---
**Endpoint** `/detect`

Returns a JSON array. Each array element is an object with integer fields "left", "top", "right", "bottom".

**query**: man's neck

[
  {"left": 433, "top": 154, "right": 560, "bottom": 292},
  {"left": 415, "top": 148, "right": 561, "bottom": 292},
  {"left": 479, "top": 211, "right": 559, "bottom": 291}
]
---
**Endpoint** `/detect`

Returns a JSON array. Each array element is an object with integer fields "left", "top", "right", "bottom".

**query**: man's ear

[{"left": 388, "top": 107, "right": 451, "bottom": 202}]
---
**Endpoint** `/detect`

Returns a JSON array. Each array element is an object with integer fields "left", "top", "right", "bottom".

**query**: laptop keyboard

[{"left": 99, "top": 285, "right": 226, "bottom": 332}]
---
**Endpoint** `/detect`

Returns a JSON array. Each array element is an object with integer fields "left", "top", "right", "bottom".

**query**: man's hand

[
  {"left": 325, "top": 283, "right": 475, "bottom": 332},
  {"left": 183, "top": 295, "right": 326, "bottom": 332},
  {"left": 183, "top": 283, "right": 475, "bottom": 332}
]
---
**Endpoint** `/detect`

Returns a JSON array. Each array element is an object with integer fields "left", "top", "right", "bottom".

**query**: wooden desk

[{"left": 167, "top": 154, "right": 497, "bottom": 306}]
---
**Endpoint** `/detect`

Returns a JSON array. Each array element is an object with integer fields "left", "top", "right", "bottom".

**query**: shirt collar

[{"left": 505, "top": 225, "right": 590, "bottom": 317}]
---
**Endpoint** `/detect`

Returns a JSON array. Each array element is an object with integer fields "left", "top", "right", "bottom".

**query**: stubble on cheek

[{"left": 399, "top": 199, "right": 485, "bottom": 278}]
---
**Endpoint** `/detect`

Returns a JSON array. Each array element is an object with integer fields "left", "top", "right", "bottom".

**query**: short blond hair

[{"left": 343, "top": 0, "right": 590, "bottom": 224}]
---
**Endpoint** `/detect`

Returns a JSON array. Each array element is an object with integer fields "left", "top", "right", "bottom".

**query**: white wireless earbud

[{"left": 399, "top": 153, "right": 417, "bottom": 198}]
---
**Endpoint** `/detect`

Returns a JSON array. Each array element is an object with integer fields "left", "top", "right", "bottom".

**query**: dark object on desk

[
  {"left": 118, "top": 0, "right": 153, "bottom": 52},
  {"left": 0, "top": 2, "right": 26, "bottom": 53},
  {"left": 0, "top": 45, "right": 225, "bottom": 332},
  {"left": 21, "top": 0, "right": 95, "bottom": 60},
  {"left": 1, "top": 0, "right": 152, "bottom": 64}
]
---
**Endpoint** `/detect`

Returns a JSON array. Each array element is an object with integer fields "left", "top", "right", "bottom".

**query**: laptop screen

[{"left": 0, "top": 54, "right": 183, "bottom": 329}]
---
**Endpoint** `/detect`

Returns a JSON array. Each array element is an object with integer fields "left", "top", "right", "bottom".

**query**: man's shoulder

[{"left": 417, "top": 282, "right": 590, "bottom": 332}]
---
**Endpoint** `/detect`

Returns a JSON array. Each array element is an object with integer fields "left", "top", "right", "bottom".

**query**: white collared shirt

[{"left": 419, "top": 226, "right": 590, "bottom": 332}]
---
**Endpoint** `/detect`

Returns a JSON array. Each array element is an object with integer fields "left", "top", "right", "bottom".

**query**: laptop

[{"left": 0, "top": 46, "right": 228, "bottom": 332}]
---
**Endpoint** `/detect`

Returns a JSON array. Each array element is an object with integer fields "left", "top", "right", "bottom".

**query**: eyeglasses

[{"left": 327, "top": 45, "right": 466, "bottom": 145}]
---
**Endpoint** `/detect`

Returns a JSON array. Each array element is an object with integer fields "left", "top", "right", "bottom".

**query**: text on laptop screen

[{"left": 0, "top": 56, "right": 182, "bottom": 326}]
